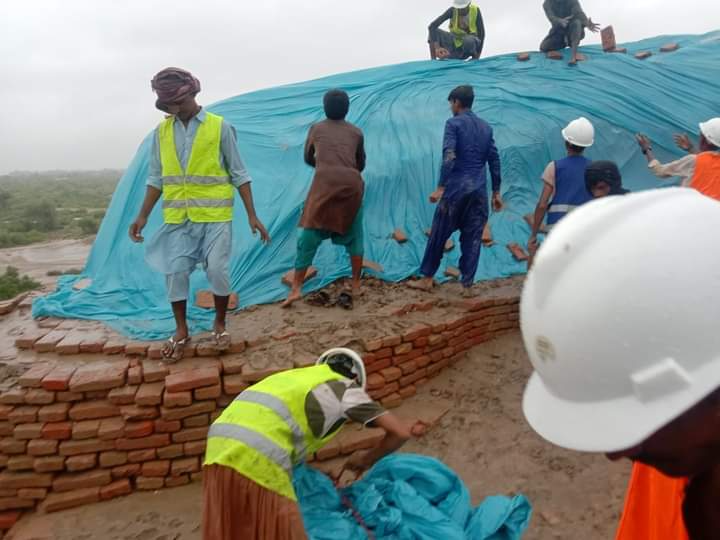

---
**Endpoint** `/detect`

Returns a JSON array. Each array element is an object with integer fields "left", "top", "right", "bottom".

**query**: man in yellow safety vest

[
  {"left": 428, "top": 1, "right": 486, "bottom": 60},
  {"left": 202, "top": 349, "right": 411, "bottom": 540},
  {"left": 129, "top": 68, "right": 270, "bottom": 362}
]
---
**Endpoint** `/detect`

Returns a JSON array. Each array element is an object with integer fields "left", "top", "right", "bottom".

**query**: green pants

[{"left": 295, "top": 210, "right": 364, "bottom": 270}]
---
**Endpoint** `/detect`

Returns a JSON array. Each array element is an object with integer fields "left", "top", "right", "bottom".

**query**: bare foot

[
  {"left": 281, "top": 290, "right": 302, "bottom": 309},
  {"left": 407, "top": 278, "right": 434, "bottom": 292}
]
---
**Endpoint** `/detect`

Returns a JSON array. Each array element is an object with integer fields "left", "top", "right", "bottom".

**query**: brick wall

[{"left": 0, "top": 294, "right": 519, "bottom": 529}]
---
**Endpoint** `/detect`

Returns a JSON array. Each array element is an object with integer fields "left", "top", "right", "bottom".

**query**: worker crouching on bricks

[
  {"left": 202, "top": 348, "right": 411, "bottom": 540},
  {"left": 521, "top": 188, "right": 720, "bottom": 539}
]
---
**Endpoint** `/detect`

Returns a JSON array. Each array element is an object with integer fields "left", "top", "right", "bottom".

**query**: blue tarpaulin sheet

[
  {"left": 295, "top": 454, "right": 532, "bottom": 539},
  {"left": 34, "top": 32, "right": 720, "bottom": 339}
]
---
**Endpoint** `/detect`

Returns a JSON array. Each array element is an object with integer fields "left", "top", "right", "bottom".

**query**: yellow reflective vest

[
  {"left": 204, "top": 365, "right": 346, "bottom": 501},
  {"left": 450, "top": 4, "right": 480, "bottom": 49},
  {"left": 158, "top": 111, "right": 234, "bottom": 224}
]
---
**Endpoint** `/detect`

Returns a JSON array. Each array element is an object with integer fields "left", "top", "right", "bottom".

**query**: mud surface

[
  {"left": 0, "top": 239, "right": 91, "bottom": 286},
  {"left": 7, "top": 333, "right": 630, "bottom": 540}
]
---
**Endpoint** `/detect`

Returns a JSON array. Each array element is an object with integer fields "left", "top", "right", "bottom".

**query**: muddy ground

[
  {"left": 0, "top": 239, "right": 91, "bottom": 287},
  {"left": 6, "top": 333, "right": 630, "bottom": 540}
]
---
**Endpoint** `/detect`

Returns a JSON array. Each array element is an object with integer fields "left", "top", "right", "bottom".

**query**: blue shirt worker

[
  {"left": 410, "top": 85, "right": 503, "bottom": 297},
  {"left": 129, "top": 68, "right": 270, "bottom": 363},
  {"left": 528, "top": 116, "right": 595, "bottom": 263}
]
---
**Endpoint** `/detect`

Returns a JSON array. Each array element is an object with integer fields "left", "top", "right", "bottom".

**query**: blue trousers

[{"left": 420, "top": 191, "right": 488, "bottom": 287}]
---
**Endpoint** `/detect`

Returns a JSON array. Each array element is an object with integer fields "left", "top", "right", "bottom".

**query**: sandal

[
  {"left": 212, "top": 330, "right": 231, "bottom": 352},
  {"left": 305, "top": 291, "right": 332, "bottom": 307},
  {"left": 162, "top": 336, "right": 191, "bottom": 364},
  {"left": 336, "top": 291, "right": 354, "bottom": 311}
]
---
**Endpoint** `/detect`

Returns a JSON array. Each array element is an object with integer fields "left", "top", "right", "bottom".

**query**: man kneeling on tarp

[
  {"left": 202, "top": 349, "right": 411, "bottom": 540},
  {"left": 428, "top": 0, "right": 486, "bottom": 60}
]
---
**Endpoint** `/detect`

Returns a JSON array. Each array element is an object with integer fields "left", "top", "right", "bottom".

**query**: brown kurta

[{"left": 300, "top": 119, "right": 366, "bottom": 235}]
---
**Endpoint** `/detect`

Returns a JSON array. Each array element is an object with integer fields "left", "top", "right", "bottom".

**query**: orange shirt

[
  {"left": 690, "top": 152, "right": 720, "bottom": 201},
  {"left": 615, "top": 463, "right": 689, "bottom": 540}
]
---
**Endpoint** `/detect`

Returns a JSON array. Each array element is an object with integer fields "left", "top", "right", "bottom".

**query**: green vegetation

[
  {"left": 0, "top": 170, "right": 121, "bottom": 248},
  {"left": 0, "top": 266, "right": 41, "bottom": 301}
]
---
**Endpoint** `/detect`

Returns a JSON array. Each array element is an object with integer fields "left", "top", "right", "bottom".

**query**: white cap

[
  {"left": 699, "top": 118, "right": 720, "bottom": 147},
  {"left": 522, "top": 188, "right": 720, "bottom": 453},
  {"left": 561, "top": 117, "right": 595, "bottom": 148},
  {"left": 316, "top": 348, "right": 367, "bottom": 390},
  {"left": 453, "top": 0, "right": 472, "bottom": 8}
]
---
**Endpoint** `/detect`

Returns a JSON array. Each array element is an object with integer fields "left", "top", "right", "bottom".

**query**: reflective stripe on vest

[
  {"left": 689, "top": 151, "right": 720, "bottom": 201},
  {"left": 450, "top": 5, "right": 479, "bottom": 49},
  {"left": 158, "top": 111, "right": 233, "bottom": 224},
  {"left": 548, "top": 204, "right": 578, "bottom": 214},
  {"left": 204, "top": 365, "right": 346, "bottom": 500}
]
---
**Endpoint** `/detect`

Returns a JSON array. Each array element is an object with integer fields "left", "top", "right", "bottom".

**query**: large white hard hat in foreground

[
  {"left": 522, "top": 188, "right": 720, "bottom": 453},
  {"left": 317, "top": 348, "right": 367, "bottom": 390},
  {"left": 699, "top": 117, "right": 720, "bottom": 147},
  {"left": 561, "top": 117, "right": 595, "bottom": 148}
]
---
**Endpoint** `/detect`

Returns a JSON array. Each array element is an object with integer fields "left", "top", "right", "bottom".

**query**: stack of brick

[{"left": 1, "top": 291, "right": 519, "bottom": 524}]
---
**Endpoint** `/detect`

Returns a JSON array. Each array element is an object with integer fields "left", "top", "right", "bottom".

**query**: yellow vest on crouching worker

[
  {"left": 449, "top": 4, "right": 480, "bottom": 49},
  {"left": 158, "top": 112, "right": 233, "bottom": 224},
  {"left": 204, "top": 365, "right": 346, "bottom": 501}
]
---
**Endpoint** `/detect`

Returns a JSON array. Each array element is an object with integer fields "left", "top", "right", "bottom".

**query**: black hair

[
  {"left": 448, "top": 85, "right": 475, "bottom": 109},
  {"left": 326, "top": 354, "right": 357, "bottom": 380},
  {"left": 585, "top": 160, "right": 628, "bottom": 195},
  {"left": 323, "top": 89, "right": 350, "bottom": 120},
  {"left": 566, "top": 142, "right": 586, "bottom": 154}
]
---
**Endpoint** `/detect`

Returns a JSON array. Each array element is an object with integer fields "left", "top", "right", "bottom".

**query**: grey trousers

[
  {"left": 431, "top": 29, "right": 483, "bottom": 59},
  {"left": 539, "top": 19, "right": 585, "bottom": 51}
]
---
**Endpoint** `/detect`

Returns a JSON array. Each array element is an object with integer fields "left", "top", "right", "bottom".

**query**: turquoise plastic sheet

[
  {"left": 33, "top": 32, "right": 720, "bottom": 339},
  {"left": 294, "top": 454, "right": 532, "bottom": 539}
]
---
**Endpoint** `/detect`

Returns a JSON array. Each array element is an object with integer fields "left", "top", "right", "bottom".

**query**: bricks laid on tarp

[{"left": 601, "top": 26, "right": 616, "bottom": 51}]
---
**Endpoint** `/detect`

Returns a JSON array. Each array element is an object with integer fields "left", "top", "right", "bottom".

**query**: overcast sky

[{"left": 0, "top": 0, "right": 717, "bottom": 174}]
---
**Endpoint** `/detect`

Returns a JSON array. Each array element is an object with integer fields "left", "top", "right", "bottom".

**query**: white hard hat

[
  {"left": 316, "top": 348, "right": 367, "bottom": 390},
  {"left": 522, "top": 188, "right": 720, "bottom": 453},
  {"left": 453, "top": 0, "right": 472, "bottom": 8},
  {"left": 561, "top": 117, "right": 595, "bottom": 148},
  {"left": 699, "top": 117, "right": 720, "bottom": 147}
]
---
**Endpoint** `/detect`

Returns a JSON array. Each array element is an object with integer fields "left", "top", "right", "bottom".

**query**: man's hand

[
  {"left": 674, "top": 133, "right": 695, "bottom": 153},
  {"left": 129, "top": 216, "right": 147, "bottom": 243},
  {"left": 249, "top": 216, "right": 271, "bottom": 244},
  {"left": 436, "top": 47, "right": 450, "bottom": 60},
  {"left": 528, "top": 235, "right": 539, "bottom": 255},
  {"left": 558, "top": 16, "right": 572, "bottom": 28},
  {"left": 429, "top": 187, "right": 445, "bottom": 204},
  {"left": 587, "top": 18, "right": 601, "bottom": 32},
  {"left": 492, "top": 192, "right": 504, "bottom": 213},
  {"left": 636, "top": 134, "right": 653, "bottom": 153}
]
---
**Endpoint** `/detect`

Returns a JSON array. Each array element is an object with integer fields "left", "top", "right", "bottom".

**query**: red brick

[
  {"left": 161, "top": 401, "right": 216, "bottom": 421},
  {"left": 399, "top": 386, "right": 417, "bottom": 399},
  {"left": 635, "top": 50, "right": 652, "bottom": 60},
  {"left": 222, "top": 375, "right": 247, "bottom": 395},
  {"left": 7, "top": 456, "right": 34, "bottom": 471},
  {"left": 0, "top": 497, "right": 35, "bottom": 511},
  {"left": 154, "top": 419, "right": 181, "bottom": 434},
  {"left": 17, "top": 487, "right": 47, "bottom": 500},
  {"left": 601, "top": 25, "right": 616, "bottom": 51},
  {"left": 442, "top": 347, "right": 455, "bottom": 359},
  {"left": 24, "top": 389, "right": 55, "bottom": 405},
  {"left": 157, "top": 444, "right": 183, "bottom": 460},
  {"left": 379, "top": 367, "right": 402, "bottom": 382},
  {"left": 369, "top": 382, "right": 399, "bottom": 401},
  {"left": 66, "top": 454, "right": 97, "bottom": 472},
  {"left": 366, "top": 357, "right": 392, "bottom": 375},
  {"left": 0, "top": 405, "right": 11, "bottom": 421},
  {"left": 100, "top": 479, "right": 131, "bottom": 501},
  {"left": 56, "top": 391, "right": 83, "bottom": 402},
  {"left": 414, "top": 337, "right": 429, "bottom": 349},
  {"left": 127, "top": 366, "right": 143, "bottom": 385},
  {"left": 124, "top": 420, "right": 154, "bottom": 439},
  {"left": 381, "top": 393, "right": 403, "bottom": 409},
  {"left": 125, "top": 342, "right": 150, "bottom": 357},
  {"left": 72, "top": 420, "right": 100, "bottom": 440},
  {"left": 229, "top": 340, "right": 247, "bottom": 354},
  {"left": 33, "top": 331, "right": 66, "bottom": 353},
  {"left": 8, "top": 406, "right": 38, "bottom": 424},
  {"left": 55, "top": 331, "right": 87, "bottom": 355},
  {"left": 400, "top": 368, "right": 427, "bottom": 387},
  {"left": 141, "top": 460, "right": 170, "bottom": 477},
  {"left": 116, "top": 433, "right": 170, "bottom": 451},
  {"left": 0, "top": 421, "right": 11, "bottom": 436},
  {"left": 42, "top": 422, "right": 71, "bottom": 440},
  {"left": 33, "top": 456, "right": 65, "bottom": 473},
  {"left": 59, "top": 438, "right": 114, "bottom": 456},
  {"left": 69, "top": 400, "right": 119, "bottom": 421},
  {"left": 18, "top": 364, "right": 55, "bottom": 388},
  {"left": 99, "top": 451, "right": 128, "bottom": 468},
  {"left": 216, "top": 395, "right": 233, "bottom": 408},
  {"left": 42, "top": 487, "right": 100, "bottom": 512},
  {"left": 165, "top": 475, "right": 190, "bottom": 488},
  {"left": 142, "top": 362, "right": 168, "bottom": 383},
  {"left": 86, "top": 391, "right": 110, "bottom": 401},
  {"left": 398, "top": 360, "right": 417, "bottom": 376},
  {"left": 13, "top": 423, "right": 43, "bottom": 440},
  {"left": 660, "top": 42, "right": 680, "bottom": 53},
  {"left": 171, "top": 457, "right": 199, "bottom": 476},
  {"left": 37, "top": 402, "right": 69, "bottom": 423},
  {"left": 195, "top": 384, "right": 221, "bottom": 400},
  {"left": 196, "top": 342, "right": 220, "bottom": 357},
  {"left": 190, "top": 472, "right": 204, "bottom": 483},
  {"left": 79, "top": 333, "right": 108, "bottom": 354},
  {"left": 111, "top": 464, "right": 140, "bottom": 480},
  {"left": 0, "top": 510, "right": 22, "bottom": 530},
  {"left": 69, "top": 362, "right": 128, "bottom": 393},
  {"left": 136, "top": 476, "right": 164, "bottom": 490},
  {"left": 27, "top": 438, "right": 58, "bottom": 457},
  {"left": 121, "top": 405, "right": 159, "bottom": 421},
  {"left": 184, "top": 440, "right": 206, "bottom": 457},
  {"left": 98, "top": 417, "right": 125, "bottom": 440},
  {"left": 221, "top": 356, "right": 245, "bottom": 376},
  {"left": 366, "top": 373, "right": 385, "bottom": 391},
  {"left": 127, "top": 448, "right": 156, "bottom": 463},
  {"left": 0, "top": 388, "right": 27, "bottom": 405},
  {"left": 393, "top": 343, "right": 413, "bottom": 356},
  {"left": 103, "top": 340, "right": 126, "bottom": 355},
  {"left": 182, "top": 415, "right": 209, "bottom": 429},
  {"left": 147, "top": 342, "right": 165, "bottom": 360},
  {"left": 403, "top": 324, "right": 432, "bottom": 342},
  {"left": 108, "top": 385, "right": 138, "bottom": 405},
  {"left": 0, "top": 438, "right": 25, "bottom": 455},
  {"left": 338, "top": 428, "right": 384, "bottom": 455},
  {"left": 164, "top": 391, "right": 192, "bottom": 408},
  {"left": 135, "top": 383, "right": 164, "bottom": 406},
  {"left": 165, "top": 367, "right": 220, "bottom": 393},
  {"left": 0, "top": 472, "right": 54, "bottom": 489},
  {"left": 363, "top": 338, "right": 383, "bottom": 352},
  {"left": 172, "top": 427, "right": 207, "bottom": 443},
  {"left": 381, "top": 336, "right": 401, "bottom": 348}
]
